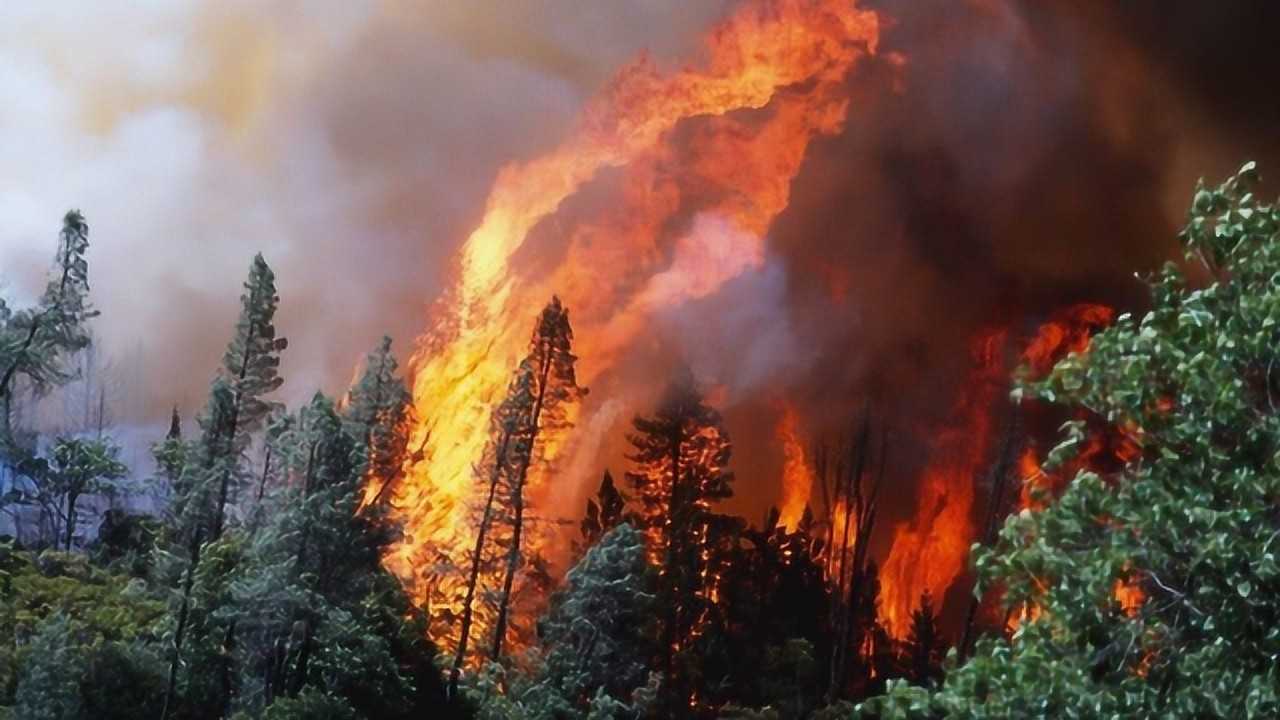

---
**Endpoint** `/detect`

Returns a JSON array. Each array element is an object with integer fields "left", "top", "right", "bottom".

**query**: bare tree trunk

[{"left": 63, "top": 489, "right": 79, "bottom": 551}]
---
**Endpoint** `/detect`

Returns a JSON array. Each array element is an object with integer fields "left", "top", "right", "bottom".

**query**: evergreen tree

[
  {"left": 537, "top": 523, "right": 659, "bottom": 708},
  {"left": 343, "top": 335, "right": 412, "bottom": 510},
  {"left": 451, "top": 297, "right": 585, "bottom": 689},
  {"left": 0, "top": 211, "right": 96, "bottom": 440},
  {"left": 153, "top": 407, "right": 188, "bottom": 501},
  {"left": 491, "top": 297, "right": 585, "bottom": 660},
  {"left": 12, "top": 613, "right": 86, "bottom": 720},
  {"left": 904, "top": 591, "right": 945, "bottom": 688},
  {"left": 624, "top": 370, "right": 735, "bottom": 710},
  {"left": 160, "top": 254, "right": 286, "bottom": 720},
  {"left": 579, "top": 470, "right": 626, "bottom": 551}
]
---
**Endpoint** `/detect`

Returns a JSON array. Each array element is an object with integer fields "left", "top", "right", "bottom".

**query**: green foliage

[
  {"left": 45, "top": 436, "right": 128, "bottom": 549},
  {"left": 0, "top": 546, "right": 165, "bottom": 715},
  {"left": 91, "top": 509, "right": 161, "bottom": 577},
  {"left": 862, "top": 165, "right": 1280, "bottom": 717},
  {"left": 0, "top": 211, "right": 96, "bottom": 407},
  {"left": 343, "top": 335, "right": 412, "bottom": 509},
  {"left": 254, "top": 687, "right": 358, "bottom": 720},
  {"left": 13, "top": 613, "right": 85, "bottom": 720},
  {"left": 539, "top": 523, "right": 659, "bottom": 709}
]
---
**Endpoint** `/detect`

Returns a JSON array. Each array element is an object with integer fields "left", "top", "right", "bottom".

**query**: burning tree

[
  {"left": 625, "top": 370, "right": 736, "bottom": 709},
  {"left": 449, "top": 297, "right": 584, "bottom": 689}
]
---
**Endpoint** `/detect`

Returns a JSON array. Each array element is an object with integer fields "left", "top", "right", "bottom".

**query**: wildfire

[
  {"left": 383, "top": 0, "right": 882, "bottom": 656},
  {"left": 878, "top": 330, "right": 1007, "bottom": 639},
  {"left": 777, "top": 402, "right": 815, "bottom": 531}
]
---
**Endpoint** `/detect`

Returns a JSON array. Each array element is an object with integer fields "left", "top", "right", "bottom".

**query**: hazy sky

[{"left": 0, "top": 0, "right": 734, "bottom": 421}]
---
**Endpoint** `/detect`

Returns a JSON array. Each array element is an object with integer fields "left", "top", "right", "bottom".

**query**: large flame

[
  {"left": 385, "top": 0, "right": 882, "bottom": 655},
  {"left": 879, "top": 330, "right": 1007, "bottom": 639}
]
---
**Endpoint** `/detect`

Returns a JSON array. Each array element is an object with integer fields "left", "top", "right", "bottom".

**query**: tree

[
  {"left": 904, "top": 592, "right": 944, "bottom": 688},
  {"left": 625, "top": 369, "right": 735, "bottom": 709},
  {"left": 0, "top": 211, "right": 96, "bottom": 440},
  {"left": 224, "top": 392, "right": 448, "bottom": 719},
  {"left": 862, "top": 165, "right": 1280, "bottom": 717},
  {"left": 160, "top": 254, "right": 286, "bottom": 720},
  {"left": 579, "top": 470, "right": 626, "bottom": 551},
  {"left": 343, "top": 336, "right": 412, "bottom": 511},
  {"left": 490, "top": 297, "right": 585, "bottom": 660},
  {"left": 44, "top": 437, "right": 128, "bottom": 551},
  {"left": 450, "top": 298, "right": 585, "bottom": 689},
  {"left": 210, "top": 253, "right": 287, "bottom": 541},
  {"left": 537, "top": 523, "right": 659, "bottom": 709},
  {"left": 12, "top": 613, "right": 86, "bottom": 720}
]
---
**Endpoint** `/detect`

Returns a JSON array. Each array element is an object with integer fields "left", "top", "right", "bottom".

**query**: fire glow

[
  {"left": 382, "top": 0, "right": 882, "bottom": 656},
  {"left": 372, "top": 0, "right": 1137, "bottom": 659}
]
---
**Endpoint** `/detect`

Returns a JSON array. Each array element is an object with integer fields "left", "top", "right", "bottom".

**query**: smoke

[{"left": 0, "top": 0, "right": 735, "bottom": 421}]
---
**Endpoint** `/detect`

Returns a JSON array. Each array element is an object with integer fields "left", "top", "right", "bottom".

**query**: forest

[{"left": 3, "top": 161, "right": 1280, "bottom": 719}]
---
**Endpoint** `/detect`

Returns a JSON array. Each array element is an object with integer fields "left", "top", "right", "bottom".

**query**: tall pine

[
  {"left": 160, "top": 254, "right": 286, "bottom": 720},
  {"left": 625, "top": 370, "right": 735, "bottom": 709},
  {"left": 449, "top": 297, "right": 584, "bottom": 693}
]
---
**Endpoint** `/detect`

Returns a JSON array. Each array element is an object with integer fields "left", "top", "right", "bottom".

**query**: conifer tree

[
  {"left": 905, "top": 591, "right": 945, "bottom": 688},
  {"left": 450, "top": 298, "right": 585, "bottom": 689},
  {"left": 0, "top": 211, "right": 96, "bottom": 440},
  {"left": 579, "top": 470, "right": 626, "bottom": 550},
  {"left": 343, "top": 335, "right": 412, "bottom": 509},
  {"left": 160, "top": 254, "right": 286, "bottom": 720},
  {"left": 624, "top": 370, "right": 735, "bottom": 705},
  {"left": 230, "top": 393, "right": 444, "bottom": 718},
  {"left": 537, "top": 523, "right": 658, "bottom": 711},
  {"left": 490, "top": 297, "right": 585, "bottom": 660}
]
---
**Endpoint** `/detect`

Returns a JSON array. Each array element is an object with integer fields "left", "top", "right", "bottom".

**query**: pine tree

[
  {"left": 343, "top": 335, "right": 412, "bottom": 510},
  {"left": 160, "top": 254, "right": 286, "bottom": 720},
  {"left": 449, "top": 298, "right": 585, "bottom": 690},
  {"left": 624, "top": 369, "right": 735, "bottom": 706},
  {"left": 490, "top": 297, "right": 585, "bottom": 660},
  {"left": 905, "top": 591, "right": 946, "bottom": 688},
  {"left": 0, "top": 211, "right": 96, "bottom": 438},
  {"left": 211, "top": 253, "right": 286, "bottom": 540},
  {"left": 537, "top": 523, "right": 658, "bottom": 711},
  {"left": 228, "top": 393, "right": 445, "bottom": 718},
  {"left": 13, "top": 613, "right": 88, "bottom": 720},
  {"left": 579, "top": 470, "right": 626, "bottom": 550}
]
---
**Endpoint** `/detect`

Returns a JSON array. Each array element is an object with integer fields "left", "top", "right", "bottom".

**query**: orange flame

[
  {"left": 879, "top": 330, "right": 1007, "bottom": 639},
  {"left": 383, "top": 0, "right": 883, "bottom": 655},
  {"left": 777, "top": 403, "right": 814, "bottom": 531}
]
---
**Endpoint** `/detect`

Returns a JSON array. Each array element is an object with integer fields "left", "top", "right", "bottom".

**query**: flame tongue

[{"left": 387, "top": 0, "right": 882, "bottom": 652}]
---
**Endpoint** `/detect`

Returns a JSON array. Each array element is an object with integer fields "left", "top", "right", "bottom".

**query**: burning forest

[{"left": 4, "top": 0, "right": 1280, "bottom": 718}]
